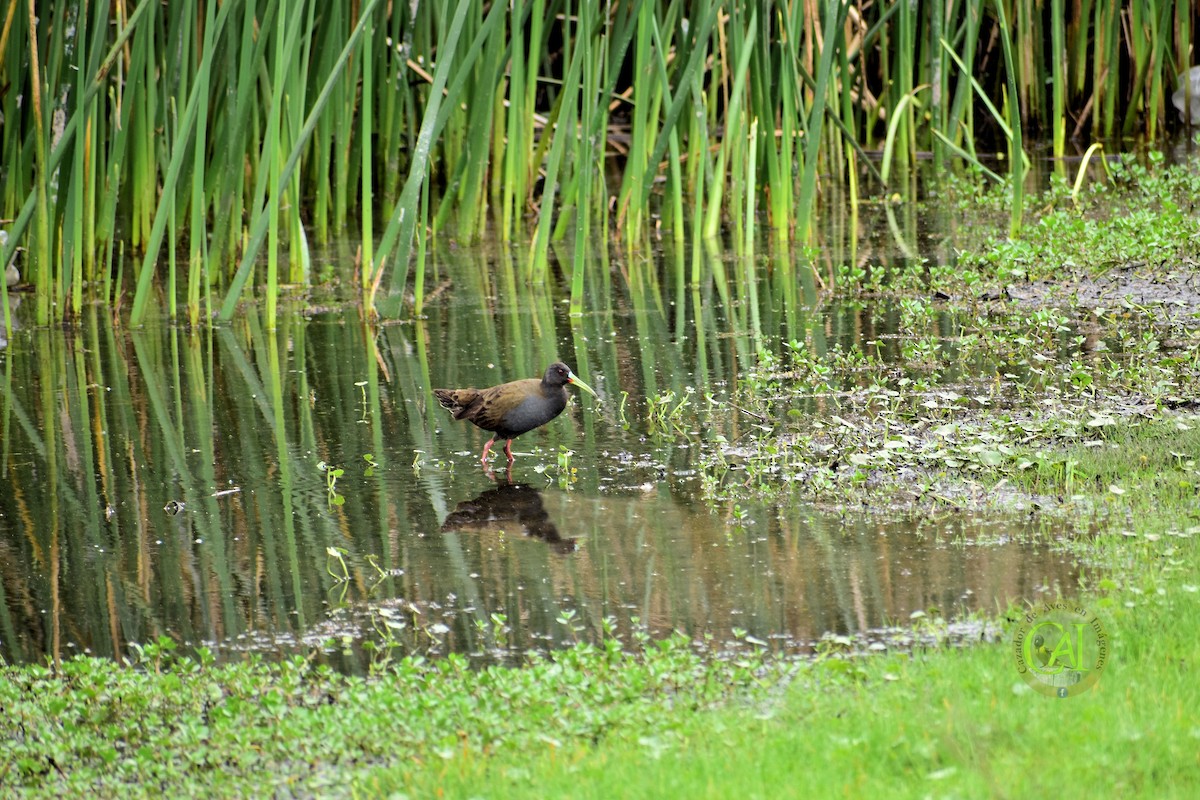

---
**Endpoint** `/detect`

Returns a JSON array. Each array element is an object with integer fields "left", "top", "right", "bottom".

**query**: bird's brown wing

[
  {"left": 460, "top": 379, "right": 543, "bottom": 432},
  {"left": 435, "top": 378, "right": 547, "bottom": 435},
  {"left": 433, "top": 388, "right": 482, "bottom": 420}
]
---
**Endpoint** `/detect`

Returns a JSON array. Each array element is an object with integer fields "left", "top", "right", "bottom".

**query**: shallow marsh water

[{"left": 0, "top": 223, "right": 1090, "bottom": 671}]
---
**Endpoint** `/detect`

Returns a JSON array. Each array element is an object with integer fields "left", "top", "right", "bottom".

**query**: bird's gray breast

[{"left": 500, "top": 390, "right": 568, "bottom": 437}]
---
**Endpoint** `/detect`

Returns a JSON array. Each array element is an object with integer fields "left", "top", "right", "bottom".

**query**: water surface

[{"left": 0, "top": 238, "right": 1081, "bottom": 669}]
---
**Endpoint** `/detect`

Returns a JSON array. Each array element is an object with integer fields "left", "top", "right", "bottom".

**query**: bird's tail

[{"left": 433, "top": 388, "right": 478, "bottom": 419}]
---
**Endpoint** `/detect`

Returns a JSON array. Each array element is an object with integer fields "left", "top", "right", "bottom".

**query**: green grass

[
  {"left": 1009, "top": 419, "right": 1200, "bottom": 508},
  {"left": 0, "top": 626, "right": 793, "bottom": 797}
]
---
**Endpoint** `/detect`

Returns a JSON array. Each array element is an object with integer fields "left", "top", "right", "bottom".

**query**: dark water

[{"left": 0, "top": 239, "right": 1080, "bottom": 670}]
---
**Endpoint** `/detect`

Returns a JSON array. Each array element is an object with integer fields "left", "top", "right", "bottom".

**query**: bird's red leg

[
  {"left": 504, "top": 439, "right": 515, "bottom": 463},
  {"left": 481, "top": 438, "right": 496, "bottom": 465}
]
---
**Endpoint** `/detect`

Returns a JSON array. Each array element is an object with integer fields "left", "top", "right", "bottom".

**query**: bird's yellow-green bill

[{"left": 566, "top": 370, "right": 598, "bottom": 399}]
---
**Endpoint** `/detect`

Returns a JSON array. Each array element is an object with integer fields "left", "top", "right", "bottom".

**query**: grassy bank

[{"left": 0, "top": 629, "right": 795, "bottom": 797}]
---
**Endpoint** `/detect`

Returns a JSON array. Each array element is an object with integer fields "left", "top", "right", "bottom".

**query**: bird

[{"left": 433, "top": 362, "right": 598, "bottom": 465}]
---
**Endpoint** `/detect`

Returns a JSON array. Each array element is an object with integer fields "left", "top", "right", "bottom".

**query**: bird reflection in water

[{"left": 440, "top": 482, "right": 576, "bottom": 553}]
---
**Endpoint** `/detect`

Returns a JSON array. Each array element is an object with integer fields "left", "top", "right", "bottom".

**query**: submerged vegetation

[
  {"left": 701, "top": 154, "right": 1200, "bottom": 510},
  {"left": 2, "top": 1, "right": 1199, "bottom": 325}
]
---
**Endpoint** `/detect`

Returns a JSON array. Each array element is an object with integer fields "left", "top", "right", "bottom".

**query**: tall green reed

[
  {"left": 1, "top": 0, "right": 1195, "bottom": 326},
  {"left": 25, "top": 0, "right": 52, "bottom": 326}
]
